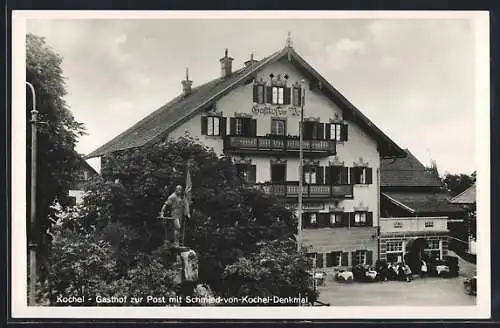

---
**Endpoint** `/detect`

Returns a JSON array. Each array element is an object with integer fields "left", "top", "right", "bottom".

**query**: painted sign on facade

[{"left": 251, "top": 104, "right": 300, "bottom": 117}]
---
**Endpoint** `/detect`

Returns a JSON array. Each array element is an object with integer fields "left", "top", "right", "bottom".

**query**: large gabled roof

[
  {"left": 86, "top": 45, "right": 405, "bottom": 159},
  {"left": 449, "top": 183, "right": 476, "bottom": 205},
  {"left": 381, "top": 149, "right": 442, "bottom": 188}
]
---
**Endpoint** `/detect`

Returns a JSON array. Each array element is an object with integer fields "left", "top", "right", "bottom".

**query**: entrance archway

[{"left": 404, "top": 237, "right": 428, "bottom": 274}]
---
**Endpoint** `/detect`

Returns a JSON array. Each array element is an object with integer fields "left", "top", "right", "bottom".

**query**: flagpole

[{"left": 297, "top": 80, "right": 305, "bottom": 253}]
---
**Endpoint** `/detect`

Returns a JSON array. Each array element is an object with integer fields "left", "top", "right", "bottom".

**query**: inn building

[{"left": 87, "top": 35, "right": 408, "bottom": 272}]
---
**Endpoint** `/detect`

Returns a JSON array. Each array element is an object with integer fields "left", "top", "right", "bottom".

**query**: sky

[{"left": 26, "top": 15, "right": 480, "bottom": 175}]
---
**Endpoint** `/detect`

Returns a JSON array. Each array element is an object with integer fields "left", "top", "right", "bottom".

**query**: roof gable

[
  {"left": 87, "top": 46, "right": 405, "bottom": 159},
  {"left": 449, "top": 183, "right": 476, "bottom": 204},
  {"left": 381, "top": 149, "right": 442, "bottom": 188}
]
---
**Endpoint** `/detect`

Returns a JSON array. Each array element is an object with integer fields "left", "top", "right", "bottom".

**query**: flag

[{"left": 185, "top": 163, "right": 192, "bottom": 218}]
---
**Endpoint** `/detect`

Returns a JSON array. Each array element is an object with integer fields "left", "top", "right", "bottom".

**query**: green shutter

[
  {"left": 250, "top": 119, "right": 257, "bottom": 137},
  {"left": 342, "top": 167, "right": 349, "bottom": 184},
  {"left": 317, "top": 166, "right": 324, "bottom": 184},
  {"left": 201, "top": 116, "right": 208, "bottom": 135}
]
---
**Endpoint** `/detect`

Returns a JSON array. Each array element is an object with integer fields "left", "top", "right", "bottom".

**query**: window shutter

[
  {"left": 248, "top": 165, "right": 256, "bottom": 184},
  {"left": 349, "top": 212, "right": 355, "bottom": 227},
  {"left": 366, "top": 167, "right": 373, "bottom": 184},
  {"left": 201, "top": 116, "right": 208, "bottom": 135},
  {"left": 302, "top": 213, "right": 308, "bottom": 228},
  {"left": 229, "top": 118, "right": 236, "bottom": 135},
  {"left": 342, "top": 252, "right": 349, "bottom": 266},
  {"left": 341, "top": 124, "right": 348, "bottom": 141},
  {"left": 366, "top": 212, "right": 373, "bottom": 227},
  {"left": 219, "top": 117, "right": 227, "bottom": 136},
  {"left": 325, "top": 166, "right": 331, "bottom": 185},
  {"left": 319, "top": 213, "right": 329, "bottom": 227},
  {"left": 316, "top": 123, "right": 324, "bottom": 140},
  {"left": 284, "top": 87, "right": 291, "bottom": 105},
  {"left": 296, "top": 88, "right": 302, "bottom": 106},
  {"left": 325, "top": 123, "right": 331, "bottom": 140},
  {"left": 351, "top": 251, "right": 358, "bottom": 266},
  {"left": 317, "top": 166, "right": 324, "bottom": 184},
  {"left": 316, "top": 253, "right": 324, "bottom": 268},
  {"left": 253, "top": 85, "right": 259, "bottom": 103},
  {"left": 341, "top": 212, "right": 349, "bottom": 227},
  {"left": 367, "top": 251, "right": 373, "bottom": 265},
  {"left": 341, "top": 167, "right": 347, "bottom": 184},
  {"left": 251, "top": 119, "right": 257, "bottom": 137},
  {"left": 349, "top": 167, "right": 355, "bottom": 185},
  {"left": 265, "top": 86, "right": 273, "bottom": 103},
  {"left": 326, "top": 253, "right": 334, "bottom": 267}
]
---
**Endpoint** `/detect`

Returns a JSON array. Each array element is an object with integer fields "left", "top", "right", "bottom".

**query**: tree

[
  {"left": 76, "top": 137, "right": 314, "bottom": 302},
  {"left": 26, "top": 33, "right": 86, "bottom": 273},
  {"left": 442, "top": 173, "right": 475, "bottom": 197}
]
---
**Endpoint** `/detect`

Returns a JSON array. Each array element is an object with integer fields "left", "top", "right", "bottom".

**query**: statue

[{"left": 159, "top": 185, "right": 186, "bottom": 247}]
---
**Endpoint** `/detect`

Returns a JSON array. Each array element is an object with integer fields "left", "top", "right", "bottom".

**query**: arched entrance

[{"left": 404, "top": 237, "right": 428, "bottom": 274}]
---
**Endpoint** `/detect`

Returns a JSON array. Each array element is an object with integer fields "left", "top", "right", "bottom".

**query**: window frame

[
  {"left": 425, "top": 221, "right": 434, "bottom": 228},
  {"left": 329, "top": 123, "right": 342, "bottom": 141},
  {"left": 355, "top": 251, "right": 368, "bottom": 266},
  {"left": 206, "top": 116, "right": 221, "bottom": 136},
  {"left": 270, "top": 118, "right": 286, "bottom": 136},
  {"left": 354, "top": 211, "right": 367, "bottom": 226},
  {"left": 329, "top": 212, "right": 343, "bottom": 227},
  {"left": 235, "top": 118, "right": 243, "bottom": 136},
  {"left": 272, "top": 86, "right": 285, "bottom": 105}
]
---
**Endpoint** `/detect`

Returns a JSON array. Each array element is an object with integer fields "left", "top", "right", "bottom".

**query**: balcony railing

[
  {"left": 254, "top": 183, "right": 353, "bottom": 199},
  {"left": 224, "top": 135, "right": 336, "bottom": 156}
]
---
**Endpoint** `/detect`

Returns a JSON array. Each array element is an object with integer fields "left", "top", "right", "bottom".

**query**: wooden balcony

[
  {"left": 224, "top": 135, "right": 336, "bottom": 156},
  {"left": 254, "top": 183, "right": 353, "bottom": 199}
]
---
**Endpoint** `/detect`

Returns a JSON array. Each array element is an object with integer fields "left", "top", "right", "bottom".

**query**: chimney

[
  {"left": 244, "top": 53, "right": 258, "bottom": 68},
  {"left": 181, "top": 67, "right": 193, "bottom": 96},
  {"left": 219, "top": 48, "right": 234, "bottom": 78}
]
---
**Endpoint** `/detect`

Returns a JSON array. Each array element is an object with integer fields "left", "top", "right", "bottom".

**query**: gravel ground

[{"left": 316, "top": 276, "right": 476, "bottom": 306}]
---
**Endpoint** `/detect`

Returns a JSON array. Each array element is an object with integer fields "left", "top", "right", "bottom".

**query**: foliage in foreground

[{"left": 42, "top": 137, "right": 315, "bottom": 305}]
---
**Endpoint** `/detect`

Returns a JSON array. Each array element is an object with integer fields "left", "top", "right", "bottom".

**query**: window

[
  {"left": 327, "top": 123, "right": 348, "bottom": 141},
  {"left": 354, "top": 212, "right": 367, "bottom": 225},
  {"left": 326, "top": 251, "right": 345, "bottom": 267},
  {"left": 206, "top": 116, "right": 220, "bottom": 136},
  {"left": 386, "top": 241, "right": 404, "bottom": 263},
  {"left": 328, "top": 166, "right": 349, "bottom": 185},
  {"left": 330, "top": 212, "right": 342, "bottom": 226},
  {"left": 304, "top": 167, "right": 317, "bottom": 184},
  {"left": 329, "top": 123, "right": 342, "bottom": 141},
  {"left": 425, "top": 239, "right": 441, "bottom": 260},
  {"left": 230, "top": 117, "right": 256, "bottom": 137},
  {"left": 270, "top": 163, "right": 286, "bottom": 183},
  {"left": 271, "top": 118, "right": 286, "bottom": 136},
  {"left": 355, "top": 251, "right": 367, "bottom": 265},
  {"left": 272, "top": 86, "right": 284, "bottom": 105},
  {"left": 201, "top": 116, "right": 226, "bottom": 136},
  {"left": 253, "top": 85, "right": 265, "bottom": 104},
  {"left": 393, "top": 221, "right": 403, "bottom": 228},
  {"left": 351, "top": 167, "right": 372, "bottom": 184},
  {"left": 304, "top": 122, "right": 325, "bottom": 140},
  {"left": 425, "top": 221, "right": 434, "bottom": 228},
  {"left": 235, "top": 118, "right": 243, "bottom": 136},
  {"left": 292, "top": 87, "right": 302, "bottom": 106},
  {"left": 310, "top": 213, "right": 317, "bottom": 225}
]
